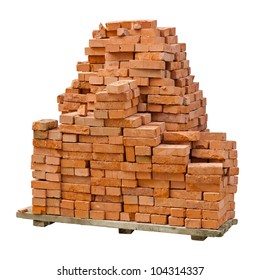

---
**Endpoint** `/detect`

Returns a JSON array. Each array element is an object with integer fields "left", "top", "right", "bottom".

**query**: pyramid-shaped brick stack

[{"left": 31, "top": 20, "right": 238, "bottom": 230}]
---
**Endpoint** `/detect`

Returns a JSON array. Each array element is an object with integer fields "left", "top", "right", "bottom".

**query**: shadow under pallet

[{"left": 16, "top": 207, "right": 237, "bottom": 241}]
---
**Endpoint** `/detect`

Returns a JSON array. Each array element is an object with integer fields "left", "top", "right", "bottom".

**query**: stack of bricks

[
  {"left": 30, "top": 19, "right": 238, "bottom": 230},
  {"left": 31, "top": 119, "right": 62, "bottom": 215}
]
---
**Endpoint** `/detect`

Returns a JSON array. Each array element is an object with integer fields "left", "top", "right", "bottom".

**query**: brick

[
  {"left": 108, "top": 106, "right": 138, "bottom": 119},
  {"left": 93, "top": 143, "right": 124, "bottom": 154},
  {"left": 153, "top": 144, "right": 190, "bottom": 156},
  {"left": 32, "top": 119, "right": 58, "bottom": 131},
  {"left": 46, "top": 156, "right": 60, "bottom": 166},
  {"left": 203, "top": 192, "right": 225, "bottom": 202},
  {"left": 63, "top": 134, "right": 77, "bottom": 143},
  {"left": 129, "top": 69, "right": 165, "bottom": 78},
  {"left": 124, "top": 135, "right": 161, "bottom": 147},
  {"left": 106, "top": 211, "right": 120, "bottom": 221},
  {"left": 124, "top": 204, "right": 139, "bottom": 213},
  {"left": 33, "top": 130, "right": 48, "bottom": 139},
  {"left": 122, "top": 187, "right": 153, "bottom": 196},
  {"left": 129, "top": 60, "right": 165, "bottom": 69},
  {"left": 105, "top": 115, "right": 142, "bottom": 128},
  {"left": 135, "top": 52, "right": 174, "bottom": 61},
  {"left": 91, "top": 185, "right": 105, "bottom": 195},
  {"left": 164, "top": 131, "right": 200, "bottom": 142},
  {"left": 138, "top": 179, "right": 169, "bottom": 189},
  {"left": 46, "top": 198, "right": 60, "bottom": 207},
  {"left": 32, "top": 189, "right": 47, "bottom": 198},
  {"left": 91, "top": 177, "right": 121, "bottom": 187},
  {"left": 32, "top": 154, "right": 46, "bottom": 164},
  {"left": 139, "top": 196, "right": 154, "bottom": 206},
  {"left": 32, "top": 205, "right": 46, "bottom": 214},
  {"left": 152, "top": 155, "right": 189, "bottom": 165},
  {"left": 33, "top": 147, "right": 62, "bottom": 158},
  {"left": 75, "top": 115, "right": 104, "bottom": 127},
  {"left": 90, "top": 210, "right": 105, "bottom": 220},
  {"left": 106, "top": 187, "right": 121, "bottom": 196},
  {"left": 91, "top": 161, "right": 121, "bottom": 170},
  {"left": 32, "top": 170, "right": 45, "bottom": 180},
  {"left": 135, "top": 146, "right": 151, "bottom": 156},
  {"left": 188, "top": 163, "right": 223, "bottom": 175},
  {"left": 200, "top": 132, "right": 226, "bottom": 141},
  {"left": 46, "top": 173, "right": 61, "bottom": 182},
  {"left": 61, "top": 199, "right": 74, "bottom": 209},
  {"left": 32, "top": 197, "right": 46, "bottom": 207},
  {"left": 33, "top": 139, "right": 62, "bottom": 150},
  {"left": 122, "top": 179, "right": 138, "bottom": 188},
  {"left": 168, "top": 216, "right": 184, "bottom": 226},
  {"left": 47, "top": 207, "right": 60, "bottom": 215},
  {"left": 120, "top": 212, "right": 135, "bottom": 221},
  {"left": 202, "top": 219, "right": 221, "bottom": 229},
  {"left": 151, "top": 214, "right": 168, "bottom": 225},
  {"left": 155, "top": 197, "right": 186, "bottom": 208},
  {"left": 124, "top": 125, "right": 160, "bottom": 138},
  {"left": 96, "top": 90, "right": 133, "bottom": 102},
  {"left": 31, "top": 180, "right": 60, "bottom": 190},
  {"left": 93, "top": 153, "right": 124, "bottom": 162},
  {"left": 186, "top": 209, "right": 202, "bottom": 219},
  {"left": 60, "top": 124, "right": 90, "bottom": 135},
  {"left": 123, "top": 195, "right": 138, "bottom": 204},
  {"left": 153, "top": 164, "right": 186, "bottom": 173},
  {"left": 75, "top": 201, "right": 90, "bottom": 210},
  {"left": 75, "top": 168, "right": 90, "bottom": 177},
  {"left": 148, "top": 95, "right": 183, "bottom": 105},
  {"left": 90, "top": 127, "right": 122, "bottom": 136},
  {"left": 121, "top": 162, "right": 152, "bottom": 172},
  {"left": 31, "top": 162, "right": 61, "bottom": 173},
  {"left": 47, "top": 190, "right": 61, "bottom": 198},
  {"left": 170, "top": 208, "right": 186, "bottom": 218},
  {"left": 109, "top": 136, "right": 124, "bottom": 145},
  {"left": 192, "top": 149, "right": 228, "bottom": 160},
  {"left": 135, "top": 213, "right": 151, "bottom": 223},
  {"left": 61, "top": 159, "right": 86, "bottom": 168},
  {"left": 185, "top": 218, "right": 201, "bottom": 228},
  {"left": 154, "top": 188, "right": 169, "bottom": 197},
  {"left": 62, "top": 191, "right": 92, "bottom": 201},
  {"left": 75, "top": 210, "right": 89, "bottom": 219}
]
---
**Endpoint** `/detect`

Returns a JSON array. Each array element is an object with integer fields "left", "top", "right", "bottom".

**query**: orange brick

[
  {"left": 31, "top": 180, "right": 60, "bottom": 190},
  {"left": 90, "top": 161, "right": 121, "bottom": 171},
  {"left": 109, "top": 136, "right": 124, "bottom": 145},
  {"left": 202, "top": 219, "right": 221, "bottom": 229},
  {"left": 203, "top": 192, "right": 225, "bottom": 202},
  {"left": 124, "top": 204, "right": 139, "bottom": 213},
  {"left": 47, "top": 206, "right": 60, "bottom": 215},
  {"left": 148, "top": 95, "right": 183, "bottom": 105},
  {"left": 120, "top": 212, "right": 135, "bottom": 221},
  {"left": 90, "top": 127, "right": 122, "bottom": 136},
  {"left": 186, "top": 209, "right": 202, "bottom": 219},
  {"left": 121, "top": 162, "right": 152, "bottom": 172},
  {"left": 106, "top": 187, "right": 121, "bottom": 196},
  {"left": 45, "top": 156, "right": 60, "bottom": 166},
  {"left": 32, "top": 154, "right": 46, "bottom": 164},
  {"left": 75, "top": 168, "right": 90, "bottom": 177},
  {"left": 75, "top": 209, "right": 89, "bottom": 219},
  {"left": 155, "top": 197, "right": 186, "bottom": 208},
  {"left": 164, "top": 131, "right": 200, "bottom": 142},
  {"left": 122, "top": 179, "right": 137, "bottom": 188},
  {"left": 75, "top": 201, "right": 90, "bottom": 211},
  {"left": 32, "top": 205, "right": 46, "bottom": 215},
  {"left": 46, "top": 173, "right": 61, "bottom": 182},
  {"left": 124, "top": 125, "right": 160, "bottom": 138},
  {"left": 125, "top": 146, "right": 135, "bottom": 162},
  {"left": 32, "top": 197, "right": 46, "bottom": 207},
  {"left": 139, "top": 196, "right": 154, "bottom": 206},
  {"left": 153, "top": 144, "right": 190, "bottom": 156},
  {"left": 32, "top": 119, "right": 58, "bottom": 131},
  {"left": 188, "top": 163, "right": 223, "bottom": 175},
  {"left": 170, "top": 208, "right": 186, "bottom": 218},
  {"left": 153, "top": 164, "right": 186, "bottom": 173},
  {"left": 91, "top": 202, "right": 122, "bottom": 212},
  {"left": 32, "top": 170, "right": 45, "bottom": 180},
  {"left": 47, "top": 198, "right": 60, "bottom": 207},
  {"left": 123, "top": 195, "right": 138, "bottom": 204},
  {"left": 61, "top": 159, "right": 86, "bottom": 168},
  {"left": 105, "top": 211, "right": 120, "bottom": 221},
  {"left": 104, "top": 115, "right": 142, "bottom": 128},
  {"left": 135, "top": 212, "right": 151, "bottom": 223},
  {"left": 138, "top": 179, "right": 169, "bottom": 189},
  {"left": 154, "top": 188, "right": 169, "bottom": 197},
  {"left": 60, "top": 124, "right": 90, "bottom": 135},
  {"left": 185, "top": 218, "right": 201, "bottom": 228},
  {"left": 91, "top": 185, "right": 105, "bottom": 195},
  {"left": 168, "top": 216, "right": 184, "bottom": 226},
  {"left": 61, "top": 208, "right": 74, "bottom": 217},
  {"left": 61, "top": 199, "right": 74, "bottom": 209},
  {"left": 75, "top": 115, "right": 104, "bottom": 127},
  {"left": 47, "top": 190, "right": 61, "bottom": 198},
  {"left": 33, "top": 139, "right": 62, "bottom": 150},
  {"left": 124, "top": 136, "right": 161, "bottom": 147},
  {"left": 93, "top": 143, "right": 124, "bottom": 154},
  {"left": 151, "top": 214, "right": 168, "bottom": 225},
  {"left": 33, "top": 130, "right": 48, "bottom": 139},
  {"left": 135, "top": 146, "right": 151, "bottom": 156},
  {"left": 62, "top": 191, "right": 92, "bottom": 201},
  {"left": 152, "top": 155, "right": 189, "bottom": 165},
  {"left": 32, "top": 189, "right": 47, "bottom": 198}
]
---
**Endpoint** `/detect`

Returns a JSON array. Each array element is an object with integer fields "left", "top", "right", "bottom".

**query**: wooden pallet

[{"left": 16, "top": 206, "right": 238, "bottom": 241}]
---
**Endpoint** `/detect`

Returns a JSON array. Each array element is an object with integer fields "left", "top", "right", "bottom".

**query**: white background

[{"left": 0, "top": 0, "right": 259, "bottom": 279}]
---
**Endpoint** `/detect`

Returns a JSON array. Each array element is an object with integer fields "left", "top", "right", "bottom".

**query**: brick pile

[{"left": 30, "top": 20, "right": 238, "bottom": 230}]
